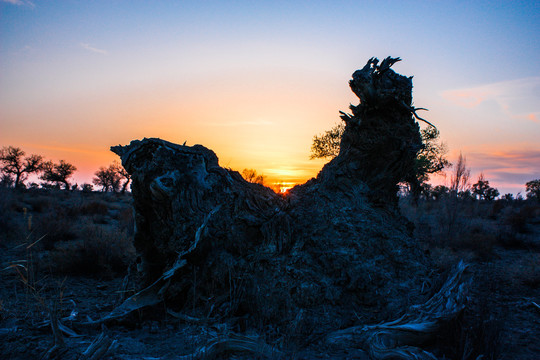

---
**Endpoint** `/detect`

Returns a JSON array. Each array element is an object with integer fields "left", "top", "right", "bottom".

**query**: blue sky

[{"left": 1, "top": 0, "right": 539, "bottom": 194}]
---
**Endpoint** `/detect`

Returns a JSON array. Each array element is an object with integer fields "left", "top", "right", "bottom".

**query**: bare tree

[
  {"left": 241, "top": 169, "right": 265, "bottom": 185},
  {"left": 0, "top": 146, "right": 43, "bottom": 188},
  {"left": 450, "top": 152, "right": 470, "bottom": 195},
  {"left": 41, "top": 160, "right": 77, "bottom": 190},
  {"left": 112, "top": 161, "right": 131, "bottom": 193},
  {"left": 93, "top": 164, "right": 121, "bottom": 192},
  {"left": 472, "top": 172, "right": 499, "bottom": 201}
]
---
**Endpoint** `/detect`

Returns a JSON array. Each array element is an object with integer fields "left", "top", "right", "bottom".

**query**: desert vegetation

[
  {"left": 0, "top": 146, "right": 132, "bottom": 193},
  {"left": 1, "top": 59, "right": 539, "bottom": 359},
  {"left": 1, "top": 167, "right": 538, "bottom": 359}
]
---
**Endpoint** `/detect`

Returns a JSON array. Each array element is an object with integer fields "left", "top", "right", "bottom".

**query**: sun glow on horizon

[
  {"left": 273, "top": 182, "right": 296, "bottom": 194},
  {"left": 1, "top": 1, "right": 538, "bottom": 197}
]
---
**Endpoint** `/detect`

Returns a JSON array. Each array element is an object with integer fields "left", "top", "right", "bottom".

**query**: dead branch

[
  {"left": 80, "top": 332, "right": 117, "bottom": 360},
  {"left": 327, "top": 262, "right": 469, "bottom": 359},
  {"left": 177, "top": 332, "right": 282, "bottom": 360}
]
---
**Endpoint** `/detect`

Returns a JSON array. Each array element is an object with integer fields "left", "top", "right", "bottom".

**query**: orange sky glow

[{"left": 1, "top": 1, "right": 539, "bottom": 195}]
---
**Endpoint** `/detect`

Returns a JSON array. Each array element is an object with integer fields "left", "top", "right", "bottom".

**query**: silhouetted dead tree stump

[{"left": 110, "top": 57, "right": 467, "bottom": 358}]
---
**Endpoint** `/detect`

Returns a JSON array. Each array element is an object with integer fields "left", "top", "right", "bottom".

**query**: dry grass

[
  {"left": 48, "top": 227, "right": 135, "bottom": 277},
  {"left": 399, "top": 195, "right": 540, "bottom": 359},
  {"left": 1, "top": 187, "right": 538, "bottom": 358},
  {"left": 0, "top": 187, "right": 136, "bottom": 278},
  {"left": 401, "top": 196, "right": 540, "bottom": 261}
]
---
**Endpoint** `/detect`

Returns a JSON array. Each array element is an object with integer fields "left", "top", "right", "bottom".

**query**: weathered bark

[{"left": 110, "top": 58, "right": 451, "bottom": 349}]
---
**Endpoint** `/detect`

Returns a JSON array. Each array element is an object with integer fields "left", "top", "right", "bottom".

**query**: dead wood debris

[
  {"left": 101, "top": 57, "right": 470, "bottom": 359},
  {"left": 176, "top": 332, "right": 282, "bottom": 360},
  {"left": 326, "top": 261, "right": 469, "bottom": 359},
  {"left": 80, "top": 332, "right": 117, "bottom": 360}
]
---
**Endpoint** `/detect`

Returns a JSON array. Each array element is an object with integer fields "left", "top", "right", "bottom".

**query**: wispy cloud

[
  {"left": 465, "top": 149, "right": 540, "bottom": 193},
  {"left": 1, "top": 0, "right": 35, "bottom": 8},
  {"left": 525, "top": 112, "right": 539, "bottom": 123},
  {"left": 80, "top": 42, "right": 108, "bottom": 55},
  {"left": 442, "top": 77, "right": 540, "bottom": 123},
  {"left": 205, "top": 119, "right": 274, "bottom": 127}
]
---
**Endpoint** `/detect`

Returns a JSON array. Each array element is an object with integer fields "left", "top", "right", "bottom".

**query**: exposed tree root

[
  {"left": 177, "top": 332, "right": 282, "bottom": 360},
  {"left": 326, "top": 262, "right": 469, "bottom": 359},
  {"left": 80, "top": 332, "right": 117, "bottom": 360}
]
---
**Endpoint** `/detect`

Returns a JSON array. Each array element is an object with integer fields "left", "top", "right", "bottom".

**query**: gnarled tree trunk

[{"left": 110, "top": 58, "right": 462, "bottom": 357}]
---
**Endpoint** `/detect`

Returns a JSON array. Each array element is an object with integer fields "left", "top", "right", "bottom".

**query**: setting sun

[
  {"left": 1, "top": 2, "right": 539, "bottom": 358},
  {"left": 0, "top": 1, "right": 538, "bottom": 195}
]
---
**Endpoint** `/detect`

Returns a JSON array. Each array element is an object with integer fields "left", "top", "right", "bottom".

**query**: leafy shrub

[{"left": 81, "top": 183, "right": 94, "bottom": 193}]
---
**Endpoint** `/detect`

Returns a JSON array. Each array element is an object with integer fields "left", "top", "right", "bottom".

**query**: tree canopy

[
  {"left": 40, "top": 160, "right": 77, "bottom": 190},
  {"left": 0, "top": 146, "right": 43, "bottom": 188},
  {"left": 310, "top": 123, "right": 344, "bottom": 159},
  {"left": 472, "top": 173, "right": 499, "bottom": 201},
  {"left": 310, "top": 123, "right": 449, "bottom": 197},
  {"left": 526, "top": 179, "right": 540, "bottom": 200},
  {"left": 93, "top": 161, "right": 131, "bottom": 193}
]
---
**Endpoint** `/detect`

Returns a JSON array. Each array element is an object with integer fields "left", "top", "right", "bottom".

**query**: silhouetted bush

[
  {"left": 25, "top": 195, "right": 51, "bottom": 213},
  {"left": 0, "top": 188, "right": 24, "bottom": 244},
  {"left": 490, "top": 199, "right": 506, "bottom": 218},
  {"left": 502, "top": 204, "right": 539, "bottom": 234},
  {"left": 34, "top": 211, "right": 78, "bottom": 250},
  {"left": 48, "top": 227, "right": 135, "bottom": 277},
  {"left": 81, "top": 183, "right": 93, "bottom": 193},
  {"left": 78, "top": 200, "right": 109, "bottom": 216},
  {"left": 452, "top": 224, "right": 498, "bottom": 261},
  {"left": 117, "top": 207, "right": 135, "bottom": 235}
]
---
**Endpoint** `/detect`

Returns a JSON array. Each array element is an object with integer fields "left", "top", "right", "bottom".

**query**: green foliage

[
  {"left": 415, "top": 127, "right": 450, "bottom": 183},
  {"left": 526, "top": 179, "right": 540, "bottom": 200},
  {"left": 310, "top": 123, "right": 449, "bottom": 197},
  {"left": 310, "top": 123, "right": 344, "bottom": 159}
]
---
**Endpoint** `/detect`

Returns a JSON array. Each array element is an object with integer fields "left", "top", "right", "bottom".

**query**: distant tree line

[
  {"left": 92, "top": 161, "right": 131, "bottom": 193},
  {"left": 2, "top": 144, "right": 539, "bottom": 200},
  {"left": 0, "top": 145, "right": 131, "bottom": 193},
  {"left": 310, "top": 122, "right": 539, "bottom": 202},
  {"left": 415, "top": 153, "right": 539, "bottom": 202}
]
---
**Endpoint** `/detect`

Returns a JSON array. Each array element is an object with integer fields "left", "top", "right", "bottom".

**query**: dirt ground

[{"left": 1, "top": 189, "right": 539, "bottom": 359}]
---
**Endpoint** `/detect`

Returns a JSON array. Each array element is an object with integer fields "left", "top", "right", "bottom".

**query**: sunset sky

[{"left": 1, "top": 1, "right": 539, "bottom": 195}]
